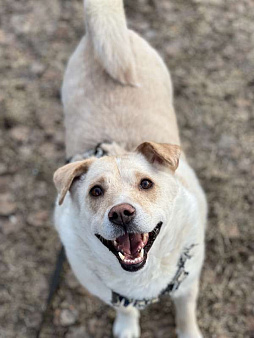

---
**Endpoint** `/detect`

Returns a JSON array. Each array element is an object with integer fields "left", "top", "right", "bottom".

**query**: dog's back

[{"left": 62, "top": 0, "right": 180, "bottom": 157}]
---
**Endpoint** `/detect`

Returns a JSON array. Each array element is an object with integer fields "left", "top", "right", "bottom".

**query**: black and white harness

[
  {"left": 65, "top": 143, "right": 109, "bottom": 164},
  {"left": 112, "top": 245, "right": 195, "bottom": 310}
]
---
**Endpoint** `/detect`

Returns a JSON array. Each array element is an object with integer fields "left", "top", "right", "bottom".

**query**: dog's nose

[{"left": 108, "top": 203, "right": 136, "bottom": 226}]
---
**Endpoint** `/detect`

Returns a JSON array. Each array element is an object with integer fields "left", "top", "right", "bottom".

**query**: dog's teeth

[
  {"left": 118, "top": 250, "right": 145, "bottom": 265},
  {"left": 142, "top": 233, "right": 149, "bottom": 243},
  {"left": 119, "top": 252, "right": 125, "bottom": 261},
  {"left": 113, "top": 240, "right": 117, "bottom": 247},
  {"left": 140, "top": 248, "right": 144, "bottom": 258}
]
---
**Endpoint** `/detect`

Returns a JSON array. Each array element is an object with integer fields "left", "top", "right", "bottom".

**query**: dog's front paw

[
  {"left": 177, "top": 328, "right": 203, "bottom": 338},
  {"left": 113, "top": 310, "right": 140, "bottom": 338}
]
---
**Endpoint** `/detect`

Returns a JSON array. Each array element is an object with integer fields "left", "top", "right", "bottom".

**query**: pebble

[
  {"left": 66, "top": 326, "right": 90, "bottom": 338},
  {"left": 9, "top": 126, "right": 30, "bottom": 143},
  {"left": 218, "top": 134, "right": 237, "bottom": 151},
  {"left": 27, "top": 210, "right": 49, "bottom": 227},
  {"left": 59, "top": 308, "right": 79, "bottom": 327},
  {"left": 0, "top": 193, "right": 16, "bottom": 216},
  {"left": 30, "top": 62, "right": 46, "bottom": 76},
  {"left": 227, "top": 224, "right": 240, "bottom": 239},
  {"left": 0, "top": 215, "right": 23, "bottom": 235},
  {"left": 0, "top": 164, "right": 8, "bottom": 175},
  {"left": 24, "top": 312, "right": 41, "bottom": 328}
]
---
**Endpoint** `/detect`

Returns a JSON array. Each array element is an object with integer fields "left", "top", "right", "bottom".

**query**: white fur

[
  {"left": 55, "top": 156, "right": 206, "bottom": 336},
  {"left": 54, "top": 1, "right": 207, "bottom": 337},
  {"left": 113, "top": 307, "right": 140, "bottom": 338}
]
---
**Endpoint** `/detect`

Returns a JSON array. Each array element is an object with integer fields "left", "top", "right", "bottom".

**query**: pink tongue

[{"left": 116, "top": 233, "right": 143, "bottom": 256}]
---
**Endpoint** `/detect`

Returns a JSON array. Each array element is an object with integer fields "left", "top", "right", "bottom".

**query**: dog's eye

[
  {"left": 140, "top": 179, "right": 153, "bottom": 190},
  {"left": 90, "top": 186, "right": 104, "bottom": 197}
]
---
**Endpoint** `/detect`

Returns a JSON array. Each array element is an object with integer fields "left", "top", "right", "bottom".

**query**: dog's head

[{"left": 54, "top": 142, "right": 181, "bottom": 272}]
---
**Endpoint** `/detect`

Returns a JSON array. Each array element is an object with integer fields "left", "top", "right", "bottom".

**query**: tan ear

[
  {"left": 53, "top": 159, "right": 94, "bottom": 205},
  {"left": 136, "top": 141, "right": 181, "bottom": 172}
]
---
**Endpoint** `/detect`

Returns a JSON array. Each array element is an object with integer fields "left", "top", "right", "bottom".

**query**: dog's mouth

[{"left": 96, "top": 222, "right": 162, "bottom": 272}]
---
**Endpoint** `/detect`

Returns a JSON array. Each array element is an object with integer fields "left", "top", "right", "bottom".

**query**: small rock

[
  {"left": 0, "top": 29, "right": 6, "bottom": 43},
  {"left": 236, "top": 98, "right": 251, "bottom": 108},
  {"left": 0, "top": 164, "right": 8, "bottom": 175},
  {"left": 34, "top": 181, "right": 48, "bottom": 198},
  {"left": 66, "top": 326, "right": 90, "bottom": 338},
  {"left": 39, "top": 142, "right": 57, "bottom": 160},
  {"left": 165, "top": 40, "right": 184, "bottom": 57},
  {"left": 228, "top": 224, "right": 240, "bottom": 239},
  {"left": 203, "top": 267, "right": 217, "bottom": 285},
  {"left": 220, "top": 222, "right": 240, "bottom": 239},
  {"left": 247, "top": 315, "right": 254, "bottom": 334},
  {"left": 0, "top": 176, "right": 12, "bottom": 193},
  {"left": 218, "top": 134, "right": 237, "bottom": 151},
  {"left": 53, "top": 308, "right": 61, "bottom": 326},
  {"left": 0, "top": 193, "right": 16, "bottom": 215},
  {"left": 43, "top": 69, "right": 61, "bottom": 82},
  {"left": 25, "top": 312, "right": 42, "bottom": 328},
  {"left": 30, "top": 62, "right": 46, "bottom": 76},
  {"left": 59, "top": 308, "right": 79, "bottom": 327},
  {"left": 0, "top": 215, "right": 23, "bottom": 235},
  {"left": 27, "top": 210, "right": 49, "bottom": 227},
  {"left": 9, "top": 126, "right": 30, "bottom": 143},
  {"left": 34, "top": 275, "right": 48, "bottom": 297},
  {"left": 88, "top": 318, "right": 98, "bottom": 335},
  {"left": 19, "top": 145, "right": 33, "bottom": 158}
]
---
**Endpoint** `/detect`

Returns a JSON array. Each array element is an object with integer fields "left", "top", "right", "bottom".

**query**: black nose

[{"left": 108, "top": 203, "right": 136, "bottom": 226}]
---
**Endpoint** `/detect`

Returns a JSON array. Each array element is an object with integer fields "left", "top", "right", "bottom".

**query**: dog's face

[{"left": 54, "top": 142, "right": 181, "bottom": 272}]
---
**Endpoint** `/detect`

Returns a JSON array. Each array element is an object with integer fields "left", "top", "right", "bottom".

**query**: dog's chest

[{"left": 92, "top": 254, "right": 178, "bottom": 301}]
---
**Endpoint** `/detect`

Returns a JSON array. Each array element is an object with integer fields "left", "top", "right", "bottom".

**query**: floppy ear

[
  {"left": 53, "top": 159, "right": 94, "bottom": 205},
  {"left": 136, "top": 141, "right": 181, "bottom": 172}
]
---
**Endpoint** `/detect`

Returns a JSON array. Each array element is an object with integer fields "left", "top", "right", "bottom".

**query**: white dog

[{"left": 53, "top": 1, "right": 207, "bottom": 337}]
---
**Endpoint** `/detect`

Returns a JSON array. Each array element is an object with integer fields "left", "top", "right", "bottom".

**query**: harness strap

[
  {"left": 66, "top": 143, "right": 109, "bottom": 163},
  {"left": 36, "top": 246, "right": 65, "bottom": 338},
  {"left": 111, "top": 244, "right": 196, "bottom": 310}
]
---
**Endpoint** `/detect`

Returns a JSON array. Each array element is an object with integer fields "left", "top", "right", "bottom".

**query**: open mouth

[{"left": 96, "top": 222, "right": 163, "bottom": 272}]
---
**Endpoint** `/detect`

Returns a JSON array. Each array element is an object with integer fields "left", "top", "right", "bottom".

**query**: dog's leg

[
  {"left": 172, "top": 280, "right": 203, "bottom": 338},
  {"left": 113, "top": 306, "right": 140, "bottom": 338}
]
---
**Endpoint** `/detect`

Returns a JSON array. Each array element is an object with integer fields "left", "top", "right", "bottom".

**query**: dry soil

[{"left": 0, "top": 0, "right": 253, "bottom": 337}]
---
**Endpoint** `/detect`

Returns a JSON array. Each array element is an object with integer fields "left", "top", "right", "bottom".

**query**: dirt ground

[{"left": 0, "top": 0, "right": 253, "bottom": 337}]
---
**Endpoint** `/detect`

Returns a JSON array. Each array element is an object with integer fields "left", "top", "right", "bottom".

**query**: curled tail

[{"left": 84, "top": 0, "right": 137, "bottom": 85}]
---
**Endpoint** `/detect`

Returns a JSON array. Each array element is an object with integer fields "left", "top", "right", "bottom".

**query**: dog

[{"left": 53, "top": 1, "right": 207, "bottom": 337}]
